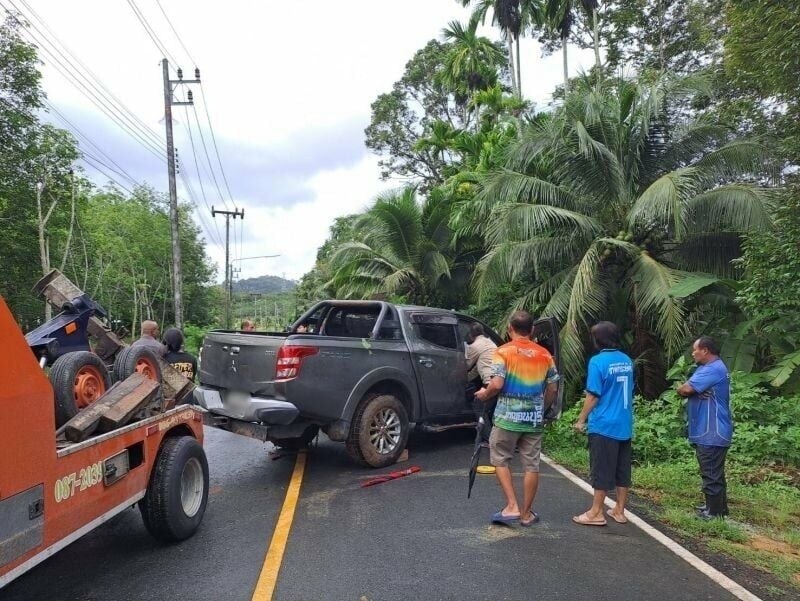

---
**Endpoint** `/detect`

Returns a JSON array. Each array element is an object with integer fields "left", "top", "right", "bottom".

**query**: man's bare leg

[
  {"left": 609, "top": 486, "right": 628, "bottom": 520},
  {"left": 585, "top": 489, "right": 607, "bottom": 520},
  {"left": 494, "top": 466, "right": 520, "bottom": 516},
  {"left": 520, "top": 471, "right": 539, "bottom": 522}
]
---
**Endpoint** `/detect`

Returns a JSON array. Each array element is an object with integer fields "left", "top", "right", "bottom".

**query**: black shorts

[{"left": 588, "top": 434, "right": 632, "bottom": 491}]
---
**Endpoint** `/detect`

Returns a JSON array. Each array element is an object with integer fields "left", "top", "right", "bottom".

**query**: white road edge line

[{"left": 540, "top": 453, "right": 762, "bottom": 601}]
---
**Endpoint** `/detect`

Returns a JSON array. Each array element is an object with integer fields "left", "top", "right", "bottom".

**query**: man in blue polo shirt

[
  {"left": 572, "top": 322, "right": 634, "bottom": 526},
  {"left": 677, "top": 336, "right": 733, "bottom": 519}
]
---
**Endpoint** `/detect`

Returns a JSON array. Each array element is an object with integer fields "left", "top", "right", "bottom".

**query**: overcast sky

[{"left": 11, "top": 0, "right": 595, "bottom": 281}]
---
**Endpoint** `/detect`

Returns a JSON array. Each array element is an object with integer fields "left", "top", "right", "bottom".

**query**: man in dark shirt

[{"left": 163, "top": 328, "right": 197, "bottom": 382}]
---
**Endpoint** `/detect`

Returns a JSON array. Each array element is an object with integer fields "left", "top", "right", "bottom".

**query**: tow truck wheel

[
  {"left": 140, "top": 436, "right": 209, "bottom": 542},
  {"left": 346, "top": 394, "right": 409, "bottom": 468},
  {"left": 50, "top": 351, "right": 111, "bottom": 427},
  {"left": 113, "top": 346, "right": 161, "bottom": 383}
]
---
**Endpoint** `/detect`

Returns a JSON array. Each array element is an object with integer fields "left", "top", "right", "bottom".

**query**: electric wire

[
  {"left": 125, "top": 0, "right": 181, "bottom": 67},
  {"left": 2, "top": 1, "right": 167, "bottom": 160},
  {"left": 154, "top": 0, "right": 196, "bottom": 67},
  {"left": 15, "top": 0, "right": 164, "bottom": 149},
  {"left": 190, "top": 103, "right": 228, "bottom": 210},
  {"left": 42, "top": 99, "right": 139, "bottom": 187},
  {"left": 199, "top": 84, "right": 235, "bottom": 206},
  {"left": 80, "top": 154, "right": 134, "bottom": 195}
]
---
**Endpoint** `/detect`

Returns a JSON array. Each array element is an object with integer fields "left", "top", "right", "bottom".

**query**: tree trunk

[
  {"left": 506, "top": 36, "right": 518, "bottom": 97},
  {"left": 515, "top": 35, "right": 522, "bottom": 96},
  {"left": 593, "top": 8, "right": 602, "bottom": 75},
  {"left": 562, "top": 39, "right": 569, "bottom": 94},
  {"left": 59, "top": 173, "right": 76, "bottom": 272},
  {"left": 36, "top": 182, "right": 52, "bottom": 321}
]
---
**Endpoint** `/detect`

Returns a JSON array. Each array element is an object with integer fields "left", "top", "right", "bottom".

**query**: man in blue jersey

[
  {"left": 677, "top": 336, "right": 733, "bottom": 519},
  {"left": 573, "top": 322, "right": 634, "bottom": 526}
]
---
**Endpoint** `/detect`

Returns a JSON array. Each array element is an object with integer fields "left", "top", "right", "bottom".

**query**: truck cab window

[{"left": 416, "top": 323, "right": 458, "bottom": 350}]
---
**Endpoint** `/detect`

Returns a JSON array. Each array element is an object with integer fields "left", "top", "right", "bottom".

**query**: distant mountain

[{"left": 233, "top": 275, "right": 296, "bottom": 294}]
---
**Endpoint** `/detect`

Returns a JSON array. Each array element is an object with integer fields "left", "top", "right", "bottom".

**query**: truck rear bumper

[{"left": 193, "top": 386, "right": 299, "bottom": 425}]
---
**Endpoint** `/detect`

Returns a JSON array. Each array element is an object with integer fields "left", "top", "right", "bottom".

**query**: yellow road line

[{"left": 251, "top": 452, "right": 307, "bottom": 601}]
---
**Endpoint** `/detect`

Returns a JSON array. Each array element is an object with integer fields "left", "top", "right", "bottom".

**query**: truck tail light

[{"left": 275, "top": 345, "right": 318, "bottom": 381}]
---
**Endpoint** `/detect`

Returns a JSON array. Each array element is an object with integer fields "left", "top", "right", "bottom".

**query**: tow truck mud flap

[{"left": 0, "top": 485, "right": 44, "bottom": 566}]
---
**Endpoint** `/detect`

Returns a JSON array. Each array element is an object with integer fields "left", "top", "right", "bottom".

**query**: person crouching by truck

[
  {"left": 466, "top": 322, "right": 497, "bottom": 442},
  {"left": 163, "top": 328, "right": 197, "bottom": 382}
]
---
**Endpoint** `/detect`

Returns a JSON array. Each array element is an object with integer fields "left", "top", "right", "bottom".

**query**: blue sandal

[{"left": 491, "top": 510, "right": 520, "bottom": 524}]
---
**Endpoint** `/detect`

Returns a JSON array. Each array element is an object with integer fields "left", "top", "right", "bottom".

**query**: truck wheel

[
  {"left": 113, "top": 346, "right": 161, "bottom": 383},
  {"left": 50, "top": 351, "right": 111, "bottom": 427},
  {"left": 346, "top": 394, "right": 409, "bottom": 468},
  {"left": 270, "top": 425, "right": 319, "bottom": 450},
  {"left": 140, "top": 436, "right": 208, "bottom": 542}
]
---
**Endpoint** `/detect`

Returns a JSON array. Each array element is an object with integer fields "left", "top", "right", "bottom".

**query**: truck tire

[
  {"left": 113, "top": 346, "right": 161, "bottom": 383},
  {"left": 50, "top": 351, "right": 111, "bottom": 428},
  {"left": 270, "top": 425, "right": 319, "bottom": 450},
  {"left": 346, "top": 394, "right": 409, "bottom": 468},
  {"left": 140, "top": 436, "right": 208, "bottom": 542}
]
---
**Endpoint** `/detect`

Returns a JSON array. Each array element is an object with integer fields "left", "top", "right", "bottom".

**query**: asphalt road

[{"left": 1, "top": 427, "right": 743, "bottom": 601}]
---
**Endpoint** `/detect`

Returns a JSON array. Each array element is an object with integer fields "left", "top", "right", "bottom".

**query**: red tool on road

[{"left": 360, "top": 466, "right": 421, "bottom": 487}]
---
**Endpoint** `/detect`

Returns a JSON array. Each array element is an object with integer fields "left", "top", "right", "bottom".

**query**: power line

[
  {"left": 191, "top": 103, "right": 229, "bottom": 210},
  {"left": 125, "top": 0, "right": 180, "bottom": 67},
  {"left": 15, "top": 0, "right": 164, "bottom": 149},
  {"left": 154, "top": 0, "right": 196, "bottom": 66},
  {"left": 2, "top": 2, "right": 167, "bottom": 160},
  {"left": 42, "top": 99, "right": 139, "bottom": 187},
  {"left": 80, "top": 154, "right": 134, "bottom": 195},
  {"left": 199, "top": 84, "right": 236, "bottom": 206}
]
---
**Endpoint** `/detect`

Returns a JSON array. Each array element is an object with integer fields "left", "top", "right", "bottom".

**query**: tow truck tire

[
  {"left": 140, "top": 436, "right": 209, "bottom": 542},
  {"left": 113, "top": 346, "right": 161, "bottom": 383},
  {"left": 50, "top": 351, "right": 111, "bottom": 428},
  {"left": 346, "top": 394, "right": 409, "bottom": 468}
]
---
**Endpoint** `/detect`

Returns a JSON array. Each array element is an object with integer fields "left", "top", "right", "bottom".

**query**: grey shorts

[{"left": 489, "top": 427, "right": 542, "bottom": 472}]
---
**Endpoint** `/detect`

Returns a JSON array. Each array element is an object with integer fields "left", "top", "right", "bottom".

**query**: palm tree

[
  {"left": 461, "top": 0, "right": 525, "bottom": 97},
  {"left": 327, "top": 187, "right": 464, "bottom": 305},
  {"left": 473, "top": 75, "right": 775, "bottom": 387},
  {"left": 542, "top": 0, "right": 602, "bottom": 91},
  {"left": 440, "top": 14, "right": 506, "bottom": 105}
]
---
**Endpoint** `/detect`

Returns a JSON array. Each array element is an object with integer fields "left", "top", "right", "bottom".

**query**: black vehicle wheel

[
  {"left": 270, "top": 425, "right": 319, "bottom": 450},
  {"left": 50, "top": 351, "right": 111, "bottom": 428},
  {"left": 113, "top": 346, "right": 161, "bottom": 383},
  {"left": 140, "top": 436, "right": 209, "bottom": 542},
  {"left": 346, "top": 394, "right": 409, "bottom": 468}
]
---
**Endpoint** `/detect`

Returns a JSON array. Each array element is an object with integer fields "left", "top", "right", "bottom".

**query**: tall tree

[
  {"left": 474, "top": 75, "right": 775, "bottom": 391},
  {"left": 461, "top": 0, "right": 525, "bottom": 97},
  {"left": 440, "top": 14, "right": 506, "bottom": 103}
]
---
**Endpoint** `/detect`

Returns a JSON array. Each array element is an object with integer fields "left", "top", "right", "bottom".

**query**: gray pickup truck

[{"left": 193, "top": 300, "right": 560, "bottom": 467}]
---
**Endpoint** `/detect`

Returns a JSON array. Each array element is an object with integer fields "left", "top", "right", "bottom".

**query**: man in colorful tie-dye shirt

[{"left": 475, "top": 311, "right": 559, "bottom": 526}]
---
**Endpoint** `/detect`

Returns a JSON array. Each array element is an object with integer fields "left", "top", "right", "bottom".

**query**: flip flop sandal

[
  {"left": 520, "top": 512, "right": 540, "bottom": 527},
  {"left": 491, "top": 510, "right": 520, "bottom": 524},
  {"left": 572, "top": 512, "right": 607, "bottom": 526},
  {"left": 607, "top": 509, "right": 628, "bottom": 524}
]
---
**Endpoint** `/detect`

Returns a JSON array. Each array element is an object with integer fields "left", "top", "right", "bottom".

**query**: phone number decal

[{"left": 54, "top": 461, "right": 104, "bottom": 503}]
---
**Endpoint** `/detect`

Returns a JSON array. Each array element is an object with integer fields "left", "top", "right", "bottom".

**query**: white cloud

[{"left": 24, "top": 0, "right": 597, "bottom": 284}]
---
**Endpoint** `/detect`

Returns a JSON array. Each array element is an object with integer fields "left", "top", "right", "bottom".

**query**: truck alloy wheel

[
  {"left": 140, "top": 436, "right": 209, "bottom": 542},
  {"left": 346, "top": 394, "right": 409, "bottom": 468},
  {"left": 50, "top": 351, "right": 111, "bottom": 428}
]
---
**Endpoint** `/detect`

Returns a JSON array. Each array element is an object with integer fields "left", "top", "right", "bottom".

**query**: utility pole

[
  {"left": 162, "top": 59, "right": 200, "bottom": 328},
  {"left": 211, "top": 206, "right": 244, "bottom": 328}
]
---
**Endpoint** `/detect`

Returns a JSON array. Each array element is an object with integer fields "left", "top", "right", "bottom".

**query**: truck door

[
  {"left": 532, "top": 317, "right": 563, "bottom": 422},
  {"left": 407, "top": 313, "right": 467, "bottom": 418}
]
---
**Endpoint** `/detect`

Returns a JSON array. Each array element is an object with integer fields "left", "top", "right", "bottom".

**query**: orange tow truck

[{"left": 0, "top": 296, "right": 208, "bottom": 588}]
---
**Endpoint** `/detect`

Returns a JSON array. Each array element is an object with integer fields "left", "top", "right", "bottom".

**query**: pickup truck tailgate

[{"left": 199, "top": 331, "right": 285, "bottom": 394}]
